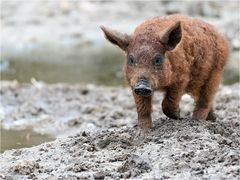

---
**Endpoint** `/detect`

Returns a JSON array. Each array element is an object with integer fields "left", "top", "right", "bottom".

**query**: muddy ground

[{"left": 0, "top": 81, "right": 239, "bottom": 179}]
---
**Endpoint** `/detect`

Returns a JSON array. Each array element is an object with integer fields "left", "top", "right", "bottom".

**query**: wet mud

[{"left": 0, "top": 81, "right": 239, "bottom": 179}]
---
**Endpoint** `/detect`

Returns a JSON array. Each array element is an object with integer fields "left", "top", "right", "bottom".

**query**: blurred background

[
  {"left": 1, "top": 0, "right": 240, "bottom": 86},
  {"left": 0, "top": 0, "right": 239, "bottom": 152}
]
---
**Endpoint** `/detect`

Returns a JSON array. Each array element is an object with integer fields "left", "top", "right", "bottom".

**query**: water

[
  {"left": 1, "top": 46, "right": 125, "bottom": 86},
  {"left": 0, "top": 128, "right": 54, "bottom": 153}
]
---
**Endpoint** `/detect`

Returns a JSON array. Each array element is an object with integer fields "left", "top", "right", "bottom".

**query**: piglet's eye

[
  {"left": 153, "top": 55, "right": 164, "bottom": 66},
  {"left": 127, "top": 55, "right": 135, "bottom": 65}
]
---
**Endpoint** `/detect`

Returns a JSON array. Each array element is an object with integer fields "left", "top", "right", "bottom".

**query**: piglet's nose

[
  {"left": 134, "top": 79, "right": 152, "bottom": 96},
  {"left": 134, "top": 85, "right": 152, "bottom": 96}
]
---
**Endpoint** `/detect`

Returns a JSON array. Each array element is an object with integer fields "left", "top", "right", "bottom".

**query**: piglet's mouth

[{"left": 133, "top": 80, "right": 153, "bottom": 97}]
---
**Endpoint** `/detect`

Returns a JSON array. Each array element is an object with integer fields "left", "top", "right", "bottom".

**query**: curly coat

[{"left": 101, "top": 14, "right": 229, "bottom": 128}]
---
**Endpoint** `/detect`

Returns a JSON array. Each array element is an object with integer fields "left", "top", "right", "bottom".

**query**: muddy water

[
  {"left": 1, "top": 46, "right": 125, "bottom": 86},
  {"left": 0, "top": 128, "right": 54, "bottom": 153}
]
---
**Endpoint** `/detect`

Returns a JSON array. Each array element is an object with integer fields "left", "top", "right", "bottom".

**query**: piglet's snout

[{"left": 134, "top": 78, "right": 152, "bottom": 96}]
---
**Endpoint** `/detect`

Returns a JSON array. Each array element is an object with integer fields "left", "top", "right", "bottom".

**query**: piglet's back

[{"left": 135, "top": 14, "right": 229, "bottom": 70}]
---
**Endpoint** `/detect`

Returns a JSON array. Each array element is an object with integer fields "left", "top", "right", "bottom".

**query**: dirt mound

[
  {"left": 0, "top": 118, "right": 239, "bottom": 179},
  {"left": 0, "top": 82, "right": 239, "bottom": 179}
]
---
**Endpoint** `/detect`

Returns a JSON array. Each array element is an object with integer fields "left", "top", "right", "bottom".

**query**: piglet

[{"left": 101, "top": 14, "right": 229, "bottom": 128}]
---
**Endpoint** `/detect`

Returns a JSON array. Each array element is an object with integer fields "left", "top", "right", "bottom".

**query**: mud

[{"left": 0, "top": 81, "right": 239, "bottom": 179}]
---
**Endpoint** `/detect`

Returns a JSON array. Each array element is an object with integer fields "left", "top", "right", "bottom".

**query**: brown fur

[{"left": 101, "top": 14, "right": 229, "bottom": 128}]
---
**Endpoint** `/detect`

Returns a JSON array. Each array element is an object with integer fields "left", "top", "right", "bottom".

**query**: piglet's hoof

[
  {"left": 133, "top": 128, "right": 151, "bottom": 146},
  {"left": 164, "top": 110, "right": 181, "bottom": 120},
  {"left": 162, "top": 105, "right": 181, "bottom": 120},
  {"left": 138, "top": 118, "right": 152, "bottom": 129},
  {"left": 206, "top": 110, "right": 217, "bottom": 122},
  {"left": 166, "top": 113, "right": 181, "bottom": 120},
  {"left": 192, "top": 108, "right": 209, "bottom": 120}
]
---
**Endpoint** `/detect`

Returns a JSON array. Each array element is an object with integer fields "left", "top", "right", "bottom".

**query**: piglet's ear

[
  {"left": 159, "top": 21, "right": 182, "bottom": 51},
  {"left": 100, "top": 26, "right": 130, "bottom": 51}
]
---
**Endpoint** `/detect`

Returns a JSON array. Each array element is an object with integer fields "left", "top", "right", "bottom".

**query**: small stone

[
  {"left": 97, "top": 139, "right": 111, "bottom": 149},
  {"left": 93, "top": 172, "right": 105, "bottom": 180}
]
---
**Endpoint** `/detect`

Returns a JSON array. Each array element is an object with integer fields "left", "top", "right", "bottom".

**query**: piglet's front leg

[{"left": 133, "top": 93, "right": 152, "bottom": 128}]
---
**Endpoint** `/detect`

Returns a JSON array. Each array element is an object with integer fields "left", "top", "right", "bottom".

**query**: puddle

[
  {"left": 0, "top": 128, "right": 54, "bottom": 153},
  {"left": 1, "top": 46, "right": 125, "bottom": 86}
]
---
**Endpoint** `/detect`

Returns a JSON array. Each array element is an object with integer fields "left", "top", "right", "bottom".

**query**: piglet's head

[{"left": 101, "top": 21, "right": 182, "bottom": 96}]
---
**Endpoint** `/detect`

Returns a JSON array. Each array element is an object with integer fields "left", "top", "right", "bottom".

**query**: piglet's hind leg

[{"left": 193, "top": 69, "right": 221, "bottom": 120}]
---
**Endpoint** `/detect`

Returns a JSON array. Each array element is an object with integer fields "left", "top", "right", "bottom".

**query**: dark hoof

[
  {"left": 206, "top": 111, "right": 217, "bottom": 122},
  {"left": 166, "top": 114, "right": 181, "bottom": 120},
  {"left": 164, "top": 110, "right": 180, "bottom": 120}
]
